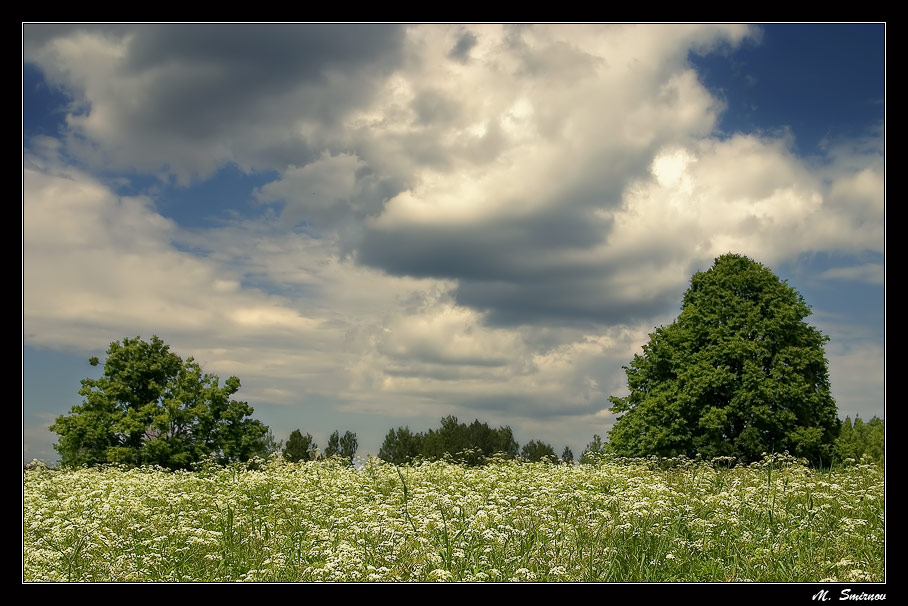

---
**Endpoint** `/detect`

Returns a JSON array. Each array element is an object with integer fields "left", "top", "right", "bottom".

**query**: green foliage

[
  {"left": 580, "top": 434, "right": 607, "bottom": 464},
  {"left": 283, "top": 429, "right": 318, "bottom": 462},
  {"left": 424, "top": 416, "right": 519, "bottom": 465},
  {"left": 608, "top": 254, "right": 840, "bottom": 466},
  {"left": 378, "top": 426, "right": 424, "bottom": 465},
  {"left": 324, "top": 430, "right": 358, "bottom": 463},
  {"left": 379, "top": 416, "right": 518, "bottom": 465},
  {"left": 561, "top": 446, "right": 574, "bottom": 464},
  {"left": 51, "top": 336, "right": 268, "bottom": 469},
  {"left": 834, "top": 416, "right": 884, "bottom": 465},
  {"left": 521, "top": 440, "right": 556, "bottom": 462},
  {"left": 341, "top": 431, "right": 358, "bottom": 460}
]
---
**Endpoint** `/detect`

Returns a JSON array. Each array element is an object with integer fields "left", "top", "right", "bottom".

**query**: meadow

[{"left": 23, "top": 454, "right": 884, "bottom": 582}]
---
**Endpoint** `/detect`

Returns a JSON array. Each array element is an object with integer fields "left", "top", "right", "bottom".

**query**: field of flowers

[{"left": 23, "top": 454, "right": 884, "bottom": 582}]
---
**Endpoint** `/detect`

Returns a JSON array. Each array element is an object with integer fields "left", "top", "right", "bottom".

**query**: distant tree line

[
  {"left": 377, "top": 415, "right": 602, "bottom": 466},
  {"left": 268, "top": 415, "right": 882, "bottom": 469}
]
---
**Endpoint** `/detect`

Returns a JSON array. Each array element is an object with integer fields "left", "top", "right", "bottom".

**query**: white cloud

[
  {"left": 25, "top": 149, "right": 330, "bottom": 357},
  {"left": 613, "top": 133, "right": 883, "bottom": 273}
]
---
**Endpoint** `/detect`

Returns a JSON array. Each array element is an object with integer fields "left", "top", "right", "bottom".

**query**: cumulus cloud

[
  {"left": 25, "top": 144, "right": 347, "bottom": 393},
  {"left": 618, "top": 134, "right": 883, "bottom": 264},
  {"left": 339, "top": 25, "right": 879, "bottom": 329},
  {"left": 23, "top": 24, "right": 404, "bottom": 181},
  {"left": 254, "top": 152, "right": 400, "bottom": 234},
  {"left": 25, "top": 141, "right": 629, "bottom": 431},
  {"left": 339, "top": 25, "right": 758, "bottom": 326}
]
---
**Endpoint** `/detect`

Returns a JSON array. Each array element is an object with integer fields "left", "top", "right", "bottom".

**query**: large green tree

[
  {"left": 51, "top": 336, "right": 268, "bottom": 469},
  {"left": 608, "top": 254, "right": 840, "bottom": 465}
]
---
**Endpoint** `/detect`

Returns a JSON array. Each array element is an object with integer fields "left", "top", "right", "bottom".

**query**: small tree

[
  {"left": 421, "top": 416, "right": 519, "bottom": 464},
  {"left": 608, "top": 254, "right": 840, "bottom": 465},
  {"left": 422, "top": 415, "right": 468, "bottom": 460},
  {"left": 580, "top": 435, "right": 607, "bottom": 464},
  {"left": 51, "top": 336, "right": 268, "bottom": 469},
  {"left": 283, "top": 429, "right": 318, "bottom": 462},
  {"left": 561, "top": 446, "right": 574, "bottom": 464},
  {"left": 340, "top": 431, "right": 358, "bottom": 462},
  {"left": 324, "top": 430, "right": 358, "bottom": 463}
]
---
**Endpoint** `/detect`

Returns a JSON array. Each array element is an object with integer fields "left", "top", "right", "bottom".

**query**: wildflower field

[{"left": 23, "top": 454, "right": 884, "bottom": 582}]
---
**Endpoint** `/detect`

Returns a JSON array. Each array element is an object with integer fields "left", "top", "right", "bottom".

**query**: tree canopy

[
  {"left": 608, "top": 254, "right": 840, "bottom": 465},
  {"left": 51, "top": 336, "right": 268, "bottom": 469}
]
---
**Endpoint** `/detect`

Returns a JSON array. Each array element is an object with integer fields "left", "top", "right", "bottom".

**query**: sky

[{"left": 22, "top": 24, "right": 885, "bottom": 463}]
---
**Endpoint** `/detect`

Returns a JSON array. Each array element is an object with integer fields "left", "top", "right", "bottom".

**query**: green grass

[{"left": 23, "top": 454, "right": 884, "bottom": 582}]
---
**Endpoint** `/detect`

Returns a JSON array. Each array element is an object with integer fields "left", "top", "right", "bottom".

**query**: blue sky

[{"left": 23, "top": 24, "right": 884, "bottom": 462}]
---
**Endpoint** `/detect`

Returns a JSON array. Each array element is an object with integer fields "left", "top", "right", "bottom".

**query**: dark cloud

[
  {"left": 454, "top": 277, "right": 678, "bottom": 327},
  {"left": 356, "top": 207, "right": 685, "bottom": 326},
  {"left": 359, "top": 208, "right": 607, "bottom": 281},
  {"left": 448, "top": 30, "right": 478, "bottom": 63},
  {"left": 23, "top": 23, "right": 128, "bottom": 50},
  {"left": 351, "top": 133, "right": 687, "bottom": 327},
  {"left": 455, "top": 393, "right": 609, "bottom": 418},
  {"left": 125, "top": 24, "right": 402, "bottom": 74},
  {"left": 248, "top": 139, "right": 319, "bottom": 174},
  {"left": 380, "top": 344, "right": 508, "bottom": 368},
  {"left": 125, "top": 24, "right": 404, "bottom": 130},
  {"left": 382, "top": 363, "right": 504, "bottom": 382}
]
